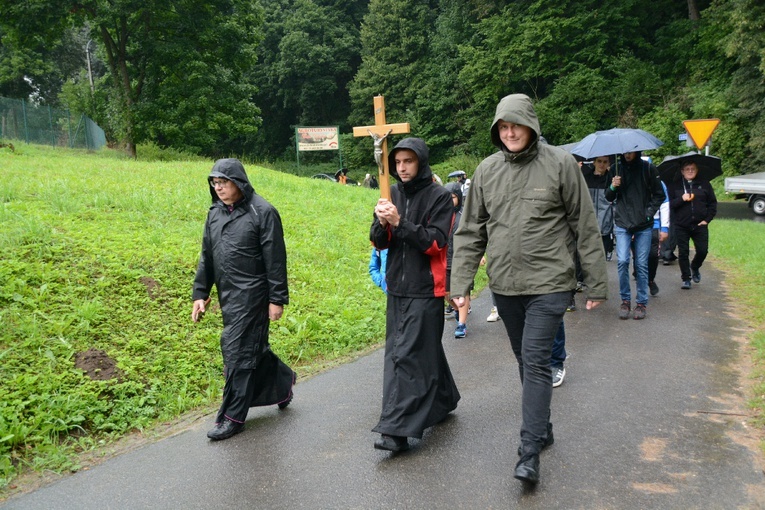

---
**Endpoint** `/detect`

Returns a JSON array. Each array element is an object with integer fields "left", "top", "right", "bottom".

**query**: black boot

[
  {"left": 374, "top": 434, "right": 409, "bottom": 452},
  {"left": 514, "top": 453, "right": 540, "bottom": 484},
  {"left": 207, "top": 418, "right": 244, "bottom": 441}
]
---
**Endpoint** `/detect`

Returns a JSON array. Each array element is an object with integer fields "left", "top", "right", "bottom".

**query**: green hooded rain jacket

[{"left": 451, "top": 94, "right": 608, "bottom": 301}]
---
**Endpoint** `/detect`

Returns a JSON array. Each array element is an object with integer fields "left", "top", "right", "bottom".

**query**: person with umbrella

[
  {"left": 605, "top": 151, "right": 666, "bottom": 320},
  {"left": 665, "top": 158, "right": 718, "bottom": 289},
  {"left": 582, "top": 155, "right": 615, "bottom": 260}
]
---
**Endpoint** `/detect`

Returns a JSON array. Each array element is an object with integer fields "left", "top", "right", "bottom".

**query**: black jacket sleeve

[
  {"left": 644, "top": 164, "right": 665, "bottom": 220},
  {"left": 261, "top": 205, "right": 289, "bottom": 306},
  {"left": 391, "top": 189, "right": 452, "bottom": 254},
  {"left": 370, "top": 216, "right": 392, "bottom": 249},
  {"left": 192, "top": 218, "right": 214, "bottom": 301},
  {"left": 703, "top": 181, "right": 718, "bottom": 223},
  {"left": 604, "top": 168, "right": 618, "bottom": 203}
]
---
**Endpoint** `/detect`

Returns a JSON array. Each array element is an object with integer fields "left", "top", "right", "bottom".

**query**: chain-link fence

[{"left": 0, "top": 96, "right": 106, "bottom": 150}]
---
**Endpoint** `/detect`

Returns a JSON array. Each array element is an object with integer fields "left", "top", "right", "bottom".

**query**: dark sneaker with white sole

[{"left": 552, "top": 367, "right": 565, "bottom": 387}]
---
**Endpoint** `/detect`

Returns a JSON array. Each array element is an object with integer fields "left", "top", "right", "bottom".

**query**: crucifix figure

[
  {"left": 369, "top": 128, "right": 392, "bottom": 170},
  {"left": 353, "top": 96, "right": 410, "bottom": 200}
]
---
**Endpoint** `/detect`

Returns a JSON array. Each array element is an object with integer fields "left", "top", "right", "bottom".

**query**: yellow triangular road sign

[{"left": 683, "top": 119, "right": 720, "bottom": 149}]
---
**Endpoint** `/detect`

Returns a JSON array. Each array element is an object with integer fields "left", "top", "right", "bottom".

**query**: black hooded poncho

[
  {"left": 193, "top": 159, "right": 294, "bottom": 419},
  {"left": 370, "top": 138, "right": 461, "bottom": 438}
]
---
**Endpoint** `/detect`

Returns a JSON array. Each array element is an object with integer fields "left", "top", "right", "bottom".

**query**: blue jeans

[
  {"left": 495, "top": 291, "right": 570, "bottom": 455},
  {"left": 551, "top": 321, "right": 566, "bottom": 369},
  {"left": 615, "top": 225, "right": 652, "bottom": 305}
]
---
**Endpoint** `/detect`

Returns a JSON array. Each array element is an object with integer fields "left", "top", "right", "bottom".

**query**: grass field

[
  {"left": 708, "top": 219, "right": 765, "bottom": 427},
  {"left": 0, "top": 144, "right": 399, "bottom": 489},
  {"left": 0, "top": 143, "right": 761, "bottom": 492}
]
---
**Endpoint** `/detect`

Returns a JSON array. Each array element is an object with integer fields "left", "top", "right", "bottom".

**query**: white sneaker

[
  {"left": 486, "top": 307, "right": 500, "bottom": 322},
  {"left": 552, "top": 367, "right": 566, "bottom": 388}
]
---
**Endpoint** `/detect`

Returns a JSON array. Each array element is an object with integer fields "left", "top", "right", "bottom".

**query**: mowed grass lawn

[
  {"left": 1, "top": 144, "right": 763, "bottom": 492},
  {"left": 0, "top": 145, "right": 391, "bottom": 489}
]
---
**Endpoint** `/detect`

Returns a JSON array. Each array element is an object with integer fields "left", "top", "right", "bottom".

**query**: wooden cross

[{"left": 352, "top": 95, "right": 410, "bottom": 200}]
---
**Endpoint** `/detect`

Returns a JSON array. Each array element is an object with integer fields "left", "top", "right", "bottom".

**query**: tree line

[{"left": 1, "top": 0, "right": 762, "bottom": 175}]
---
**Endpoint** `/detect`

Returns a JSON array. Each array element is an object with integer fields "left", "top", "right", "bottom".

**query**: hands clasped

[{"left": 375, "top": 199, "right": 400, "bottom": 228}]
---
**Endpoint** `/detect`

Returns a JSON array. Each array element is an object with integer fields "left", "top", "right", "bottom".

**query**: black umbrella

[{"left": 657, "top": 152, "right": 722, "bottom": 185}]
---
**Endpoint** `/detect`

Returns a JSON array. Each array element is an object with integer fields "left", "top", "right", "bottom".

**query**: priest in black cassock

[
  {"left": 192, "top": 159, "right": 295, "bottom": 441},
  {"left": 370, "top": 137, "right": 461, "bottom": 452}
]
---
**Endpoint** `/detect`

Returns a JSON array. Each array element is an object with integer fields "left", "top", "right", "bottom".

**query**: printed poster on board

[{"left": 296, "top": 127, "right": 339, "bottom": 151}]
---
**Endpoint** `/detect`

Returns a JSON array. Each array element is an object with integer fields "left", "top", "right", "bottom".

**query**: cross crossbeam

[{"left": 353, "top": 96, "right": 410, "bottom": 200}]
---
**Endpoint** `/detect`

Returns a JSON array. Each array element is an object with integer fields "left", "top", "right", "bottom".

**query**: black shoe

[
  {"left": 514, "top": 453, "right": 540, "bottom": 484},
  {"left": 649, "top": 281, "right": 659, "bottom": 296},
  {"left": 278, "top": 394, "right": 293, "bottom": 410},
  {"left": 518, "top": 423, "right": 554, "bottom": 456},
  {"left": 681, "top": 280, "right": 692, "bottom": 290},
  {"left": 692, "top": 270, "right": 701, "bottom": 283},
  {"left": 207, "top": 418, "right": 244, "bottom": 441},
  {"left": 374, "top": 434, "right": 409, "bottom": 452}
]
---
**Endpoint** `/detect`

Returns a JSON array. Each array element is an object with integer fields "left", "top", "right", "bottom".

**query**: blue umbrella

[
  {"left": 557, "top": 142, "right": 580, "bottom": 153},
  {"left": 570, "top": 128, "right": 663, "bottom": 159}
]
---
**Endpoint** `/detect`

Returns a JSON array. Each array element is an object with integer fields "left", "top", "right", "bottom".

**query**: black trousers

[
  {"left": 494, "top": 291, "right": 570, "bottom": 455},
  {"left": 216, "top": 350, "right": 295, "bottom": 424},
  {"left": 648, "top": 228, "right": 660, "bottom": 282},
  {"left": 676, "top": 224, "right": 709, "bottom": 281}
]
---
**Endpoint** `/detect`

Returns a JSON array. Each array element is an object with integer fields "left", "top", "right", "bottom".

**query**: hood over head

[
  {"left": 207, "top": 158, "right": 254, "bottom": 203},
  {"left": 618, "top": 151, "right": 644, "bottom": 171},
  {"left": 490, "top": 94, "right": 541, "bottom": 160},
  {"left": 444, "top": 181, "right": 463, "bottom": 211},
  {"left": 387, "top": 137, "right": 434, "bottom": 195}
]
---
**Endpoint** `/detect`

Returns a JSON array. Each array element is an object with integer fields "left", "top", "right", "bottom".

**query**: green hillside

[{"left": 0, "top": 145, "right": 389, "bottom": 487}]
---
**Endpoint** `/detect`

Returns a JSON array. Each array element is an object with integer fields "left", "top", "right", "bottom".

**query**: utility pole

[{"left": 86, "top": 39, "right": 95, "bottom": 94}]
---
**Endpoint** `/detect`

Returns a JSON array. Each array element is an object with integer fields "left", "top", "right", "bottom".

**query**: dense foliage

[
  {"left": 1, "top": 0, "right": 264, "bottom": 158},
  {"left": 2, "top": 0, "right": 763, "bottom": 173}
]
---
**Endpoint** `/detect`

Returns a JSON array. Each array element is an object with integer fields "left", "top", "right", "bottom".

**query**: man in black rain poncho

[
  {"left": 370, "top": 137, "right": 461, "bottom": 452},
  {"left": 192, "top": 158, "right": 295, "bottom": 441}
]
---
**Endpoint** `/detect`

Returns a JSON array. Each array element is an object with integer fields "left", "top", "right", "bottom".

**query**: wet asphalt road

[
  {"left": 3, "top": 256, "right": 764, "bottom": 509},
  {"left": 716, "top": 200, "right": 765, "bottom": 223}
]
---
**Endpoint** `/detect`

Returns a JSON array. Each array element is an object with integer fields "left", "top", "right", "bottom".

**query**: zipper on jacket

[
  {"left": 401, "top": 197, "right": 409, "bottom": 281},
  {"left": 684, "top": 180, "right": 696, "bottom": 221}
]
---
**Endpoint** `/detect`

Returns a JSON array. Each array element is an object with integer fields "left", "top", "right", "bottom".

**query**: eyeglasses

[{"left": 210, "top": 179, "right": 230, "bottom": 188}]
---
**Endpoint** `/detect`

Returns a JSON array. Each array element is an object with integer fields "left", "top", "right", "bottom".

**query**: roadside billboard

[{"left": 296, "top": 126, "right": 339, "bottom": 151}]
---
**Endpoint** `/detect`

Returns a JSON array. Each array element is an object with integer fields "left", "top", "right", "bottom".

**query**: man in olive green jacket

[{"left": 451, "top": 94, "right": 607, "bottom": 485}]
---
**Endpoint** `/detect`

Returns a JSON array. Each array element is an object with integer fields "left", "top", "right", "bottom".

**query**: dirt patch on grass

[
  {"left": 139, "top": 276, "right": 160, "bottom": 300},
  {"left": 74, "top": 348, "right": 121, "bottom": 381}
]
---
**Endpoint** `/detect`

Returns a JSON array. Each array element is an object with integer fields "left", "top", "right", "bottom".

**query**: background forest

[{"left": 1, "top": 0, "right": 764, "bottom": 173}]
